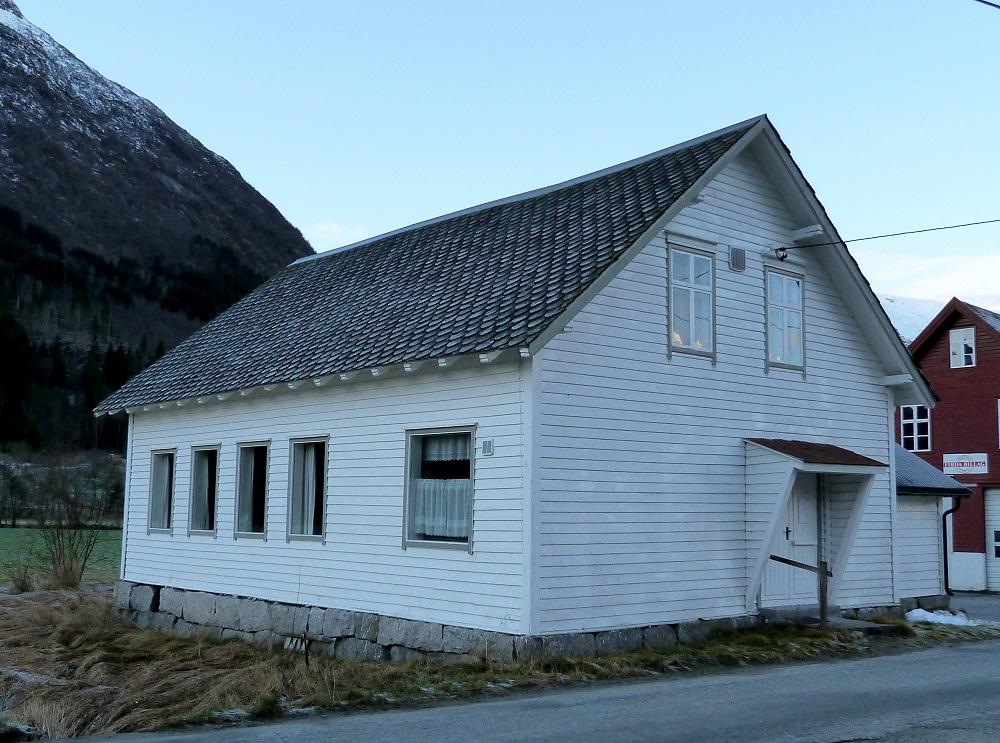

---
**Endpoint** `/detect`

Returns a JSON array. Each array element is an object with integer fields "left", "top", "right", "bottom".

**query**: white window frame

[
  {"left": 949, "top": 326, "right": 976, "bottom": 368},
  {"left": 235, "top": 440, "right": 270, "bottom": 540},
  {"left": 667, "top": 244, "right": 716, "bottom": 358},
  {"left": 286, "top": 436, "right": 329, "bottom": 542},
  {"left": 147, "top": 448, "right": 176, "bottom": 534},
  {"left": 765, "top": 268, "right": 805, "bottom": 370},
  {"left": 402, "top": 425, "right": 476, "bottom": 553},
  {"left": 187, "top": 444, "right": 221, "bottom": 536},
  {"left": 900, "top": 405, "right": 931, "bottom": 453}
]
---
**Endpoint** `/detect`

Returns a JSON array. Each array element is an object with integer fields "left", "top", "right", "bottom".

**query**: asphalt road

[{"left": 84, "top": 639, "right": 1000, "bottom": 743}]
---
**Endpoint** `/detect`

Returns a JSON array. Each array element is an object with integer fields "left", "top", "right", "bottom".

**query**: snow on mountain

[{"left": 877, "top": 295, "right": 945, "bottom": 345}]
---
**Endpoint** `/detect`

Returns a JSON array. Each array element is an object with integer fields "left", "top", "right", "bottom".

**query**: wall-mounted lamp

[{"left": 773, "top": 246, "right": 789, "bottom": 261}]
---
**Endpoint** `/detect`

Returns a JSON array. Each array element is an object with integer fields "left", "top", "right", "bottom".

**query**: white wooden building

[{"left": 99, "top": 117, "right": 934, "bottom": 656}]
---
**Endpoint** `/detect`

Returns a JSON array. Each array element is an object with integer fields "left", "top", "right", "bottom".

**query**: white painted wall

[
  {"left": 122, "top": 362, "right": 528, "bottom": 633},
  {"left": 896, "top": 496, "right": 944, "bottom": 599},
  {"left": 532, "top": 148, "right": 896, "bottom": 634}
]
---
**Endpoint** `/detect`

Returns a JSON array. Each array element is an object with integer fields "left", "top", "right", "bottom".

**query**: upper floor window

[
  {"left": 669, "top": 247, "right": 714, "bottom": 353},
  {"left": 949, "top": 327, "right": 976, "bottom": 368},
  {"left": 900, "top": 405, "right": 931, "bottom": 452},
  {"left": 767, "top": 271, "right": 803, "bottom": 367},
  {"left": 149, "top": 450, "right": 175, "bottom": 531},
  {"left": 405, "top": 429, "right": 473, "bottom": 548}
]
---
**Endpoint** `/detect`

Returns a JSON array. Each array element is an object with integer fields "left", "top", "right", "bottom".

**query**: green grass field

[{"left": 0, "top": 527, "right": 122, "bottom": 585}]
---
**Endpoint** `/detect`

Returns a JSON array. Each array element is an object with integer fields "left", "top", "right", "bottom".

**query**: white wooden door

[
  {"left": 763, "top": 473, "right": 819, "bottom": 606},
  {"left": 985, "top": 489, "right": 1000, "bottom": 591}
]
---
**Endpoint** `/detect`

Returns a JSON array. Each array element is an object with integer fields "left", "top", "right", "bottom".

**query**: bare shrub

[{"left": 7, "top": 562, "right": 34, "bottom": 594}]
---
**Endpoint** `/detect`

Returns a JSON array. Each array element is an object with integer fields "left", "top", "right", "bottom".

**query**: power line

[
  {"left": 784, "top": 217, "right": 1000, "bottom": 250},
  {"left": 973, "top": 0, "right": 1000, "bottom": 10}
]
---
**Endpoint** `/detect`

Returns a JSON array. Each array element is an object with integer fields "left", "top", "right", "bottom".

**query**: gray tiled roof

[
  {"left": 96, "top": 120, "right": 755, "bottom": 413},
  {"left": 894, "top": 445, "right": 970, "bottom": 497},
  {"left": 968, "top": 302, "right": 1000, "bottom": 336}
]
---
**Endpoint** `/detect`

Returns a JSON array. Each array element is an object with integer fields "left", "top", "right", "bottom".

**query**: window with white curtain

[
  {"left": 767, "top": 270, "right": 804, "bottom": 367},
  {"left": 289, "top": 440, "right": 325, "bottom": 537},
  {"left": 669, "top": 247, "right": 714, "bottom": 353},
  {"left": 189, "top": 447, "right": 219, "bottom": 532},
  {"left": 900, "top": 405, "right": 931, "bottom": 452},
  {"left": 237, "top": 444, "right": 268, "bottom": 535},
  {"left": 406, "top": 429, "right": 473, "bottom": 547},
  {"left": 149, "top": 451, "right": 174, "bottom": 531},
  {"left": 949, "top": 327, "right": 976, "bottom": 368}
]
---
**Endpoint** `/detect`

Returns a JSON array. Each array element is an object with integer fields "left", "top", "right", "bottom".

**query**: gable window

[
  {"left": 189, "top": 447, "right": 219, "bottom": 533},
  {"left": 289, "top": 439, "right": 326, "bottom": 538},
  {"left": 949, "top": 327, "right": 976, "bottom": 368},
  {"left": 767, "top": 270, "right": 804, "bottom": 367},
  {"left": 405, "top": 429, "right": 473, "bottom": 548},
  {"left": 669, "top": 247, "right": 714, "bottom": 353},
  {"left": 149, "top": 451, "right": 175, "bottom": 531},
  {"left": 900, "top": 405, "right": 931, "bottom": 452},
  {"left": 237, "top": 443, "right": 269, "bottom": 535}
]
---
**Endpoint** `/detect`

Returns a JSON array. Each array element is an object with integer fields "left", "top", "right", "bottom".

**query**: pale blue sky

[{"left": 18, "top": 0, "right": 1000, "bottom": 308}]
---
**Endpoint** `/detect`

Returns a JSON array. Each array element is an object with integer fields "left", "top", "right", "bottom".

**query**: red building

[{"left": 899, "top": 298, "right": 1000, "bottom": 590}]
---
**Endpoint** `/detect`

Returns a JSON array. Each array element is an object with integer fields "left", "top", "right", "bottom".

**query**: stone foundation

[
  {"left": 113, "top": 581, "right": 763, "bottom": 663},
  {"left": 896, "top": 594, "right": 951, "bottom": 614}
]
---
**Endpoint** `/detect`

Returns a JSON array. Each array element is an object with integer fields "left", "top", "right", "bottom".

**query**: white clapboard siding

[
  {"left": 533, "top": 149, "right": 894, "bottom": 633},
  {"left": 896, "top": 497, "right": 943, "bottom": 598},
  {"left": 123, "top": 362, "right": 528, "bottom": 633}
]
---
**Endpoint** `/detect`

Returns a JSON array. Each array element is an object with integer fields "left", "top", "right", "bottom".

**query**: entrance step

[{"left": 761, "top": 605, "right": 893, "bottom": 636}]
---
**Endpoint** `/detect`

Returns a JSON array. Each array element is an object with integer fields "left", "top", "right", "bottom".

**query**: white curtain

[
  {"left": 150, "top": 454, "right": 171, "bottom": 529},
  {"left": 413, "top": 479, "right": 469, "bottom": 538},
  {"left": 190, "top": 452, "right": 210, "bottom": 530},
  {"left": 292, "top": 443, "right": 317, "bottom": 535},
  {"left": 237, "top": 448, "right": 254, "bottom": 533},
  {"left": 423, "top": 434, "right": 470, "bottom": 462}
]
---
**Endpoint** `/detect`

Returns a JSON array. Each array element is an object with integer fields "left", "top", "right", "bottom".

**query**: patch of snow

[
  {"left": 877, "top": 294, "right": 945, "bottom": 344},
  {"left": 905, "top": 608, "right": 994, "bottom": 626}
]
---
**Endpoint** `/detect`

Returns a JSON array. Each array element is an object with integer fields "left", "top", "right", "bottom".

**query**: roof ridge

[{"left": 292, "top": 115, "right": 767, "bottom": 266}]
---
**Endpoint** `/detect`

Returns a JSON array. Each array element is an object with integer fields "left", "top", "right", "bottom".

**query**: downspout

[{"left": 942, "top": 495, "right": 963, "bottom": 596}]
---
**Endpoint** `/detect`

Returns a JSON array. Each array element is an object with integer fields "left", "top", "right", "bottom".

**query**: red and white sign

[{"left": 943, "top": 453, "right": 989, "bottom": 476}]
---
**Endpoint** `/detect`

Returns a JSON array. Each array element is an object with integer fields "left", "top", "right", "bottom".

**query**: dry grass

[{"left": 1, "top": 592, "right": 998, "bottom": 739}]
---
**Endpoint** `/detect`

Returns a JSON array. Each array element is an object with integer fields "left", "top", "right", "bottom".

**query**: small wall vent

[{"left": 729, "top": 245, "right": 746, "bottom": 272}]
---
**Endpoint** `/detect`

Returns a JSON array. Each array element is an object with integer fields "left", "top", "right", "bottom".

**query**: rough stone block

[
  {"left": 129, "top": 584, "right": 159, "bottom": 613},
  {"left": 238, "top": 599, "right": 270, "bottom": 632},
  {"left": 220, "top": 628, "right": 251, "bottom": 642},
  {"left": 731, "top": 614, "right": 761, "bottom": 631},
  {"left": 174, "top": 619, "right": 196, "bottom": 638},
  {"left": 389, "top": 646, "right": 425, "bottom": 663},
  {"left": 404, "top": 620, "right": 444, "bottom": 652},
  {"left": 131, "top": 610, "right": 155, "bottom": 628},
  {"left": 676, "top": 620, "right": 715, "bottom": 645},
  {"left": 248, "top": 630, "right": 284, "bottom": 649},
  {"left": 182, "top": 591, "right": 217, "bottom": 625},
  {"left": 310, "top": 640, "right": 336, "bottom": 657},
  {"left": 643, "top": 624, "right": 678, "bottom": 650},
  {"left": 917, "top": 595, "right": 950, "bottom": 611},
  {"left": 356, "top": 612, "right": 379, "bottom": 641},
  {"left": 482, "top": 632, "right": 515, "bottom": 663},
  {"left": 306, "top": 607, "right": 326, "bottom": 639},
  {"left": 541, "top": 633, "right": 596, "bottom": 658},
  {"left": 159, "top": 587, "right": 184, "bottom": 616},
  {"left": 594, "top": 628, "right": 643, "bottom": 656},
  {"left": 513, "top": 636, "right": 544, "bottom": 662},
  {"left": 442, "top": 625, "right": 480, "bottom": 654},
  {"left": 428, "top": 652, "right": 479, "bottom": 666},
  {"left": 900, "top": 597, "right": 918, "bottom": 613},
  {"left": 112, "top": 581, "right": 134, "bottom": 609},
  {"left": 193, "top": 625, "right": 223, "bottom": 642},
  {"left": 269, "top": 603, "right": 309, "bottom": 637},
  {"left": 149, "top": 612, "right": 177, "bottom": 633},
  {"left": 334, "top": 638, "right": 386, "bottom": 661},
  {"left": 321, "top": 609, "right": 356, "bottom": 639},
  {"left": 376, "top": 616, "right": 407, "bottom": 647},
  {"left": 213, "top": 595, "right": 240, "bottom": 629}
]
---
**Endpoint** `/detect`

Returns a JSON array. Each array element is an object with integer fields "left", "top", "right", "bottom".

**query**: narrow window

[
  {"left": 406, "top": 430, "right": 473, "bottom": 546},
  {"left": 900, "top": 405, "right": 931, "bottom": 452},
  {"left": 149, "top": 451, "right": 175, "bottom": 530},
  {"left": 669, "top": 247, "right": 714, "bottom": 353},
  {"left": 290, "top": 440, "right": 325, "bottom": 537},
  {"left": 237, "top": 444, "right": 268, "bottom": 534},
  {"left": 189, "top": 448, "right": 219, "bottom": 532},
  {"left": 949, "top": 327, "right": 976, "bottom": 368},
  {"left": 767, "top": 271, "right": 804, "bottom": 366}
]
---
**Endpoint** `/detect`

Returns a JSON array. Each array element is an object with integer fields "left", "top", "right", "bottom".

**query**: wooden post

[{"left": 818, "top": 559, "right": 829, "bottom": 629}]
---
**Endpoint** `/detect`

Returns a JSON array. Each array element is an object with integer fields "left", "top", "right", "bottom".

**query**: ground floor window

[
  {"left": 237, "top": 444, "right": 269, "bottom": 534},
  {"left": 149, "top": 451, "right": 175, "bottom": 530},
  {"left": 406, "top": 429, "right": 473, "bottom": 547},
  {"left": 189, "top": 447, "right": 219, "bottom": 533},
  {"left": 289, "top": 440, "right": 326, "bottom": 537}
]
